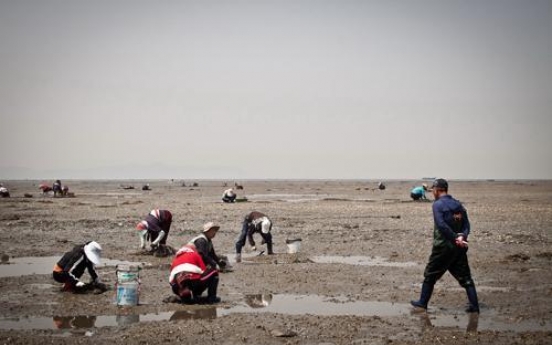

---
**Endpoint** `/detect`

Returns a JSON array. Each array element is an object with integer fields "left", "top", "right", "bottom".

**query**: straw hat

[{"left": 202, "top": 222, "right": 220, "bottom": 233}]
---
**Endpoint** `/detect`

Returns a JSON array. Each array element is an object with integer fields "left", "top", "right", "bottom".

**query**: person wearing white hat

[
  {"left": 222, "top": 188, "right": 237, "bottom": 203},
  {"left": 52, "top": 241, "right": 103, "bottom": 293},
  {"left": 188, "top": 222, "right": 227, "bottom": 276},
  {"left": 0, "top": 184, "right": 10, "bottom": 198},
  {"left": 235, "top": 211, "right": 274, "bottom": 263}
]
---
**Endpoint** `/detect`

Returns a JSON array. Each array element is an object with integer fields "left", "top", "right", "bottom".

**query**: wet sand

[{"left": 0, "top": 179, "right": 551, "bottom": 344}]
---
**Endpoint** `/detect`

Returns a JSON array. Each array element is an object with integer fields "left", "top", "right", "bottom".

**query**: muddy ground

[{"left": 0, "top": 179, "right": 551, "bottom": 344}]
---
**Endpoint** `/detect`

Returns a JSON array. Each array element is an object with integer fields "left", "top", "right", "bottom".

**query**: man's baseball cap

[{"left": 432, "top": 178, "right": 448, "bottom": 190}]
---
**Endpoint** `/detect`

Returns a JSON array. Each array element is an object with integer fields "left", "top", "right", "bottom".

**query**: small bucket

[
  {"left": 116, "top": 264, "right": 140, "bottom": 284},
  {"left": 116, "top": 282, "right": 139, "bottom": 306},
  {"left": 285, "top": 239, "right": 302, "bottom": 254},
  {"left": 116, "top": 265, "right": 140, "bottom": 306}
]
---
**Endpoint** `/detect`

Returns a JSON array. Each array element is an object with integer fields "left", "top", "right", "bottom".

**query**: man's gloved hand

[
  {"left": 76, "top": 281, "right": 86, "bottom": 288},
  {"left": 251, "top": 246, "right": 256, "bottom": 251},
  {"left": 218, "top": 260, "right": 227, "bottom": 268}
]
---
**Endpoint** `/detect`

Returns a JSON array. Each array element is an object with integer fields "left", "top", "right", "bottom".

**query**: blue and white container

[{"left": 116, "top": 265, "right": 140, "bottom": 306}]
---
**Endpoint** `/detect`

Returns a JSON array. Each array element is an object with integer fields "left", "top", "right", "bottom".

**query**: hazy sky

[{"left": 1, "top": 0, "right": 551, "bottom": 180}]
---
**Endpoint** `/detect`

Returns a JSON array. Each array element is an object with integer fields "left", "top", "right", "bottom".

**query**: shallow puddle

[
  {"left": 0, "top": 294, "right": 549, "bottom": 333},
  {"left": 311, "top": 255, "right": 418, "bottom": 268},
  {"left": 0, "top": 256, "right": 146, "bottom": 278}
]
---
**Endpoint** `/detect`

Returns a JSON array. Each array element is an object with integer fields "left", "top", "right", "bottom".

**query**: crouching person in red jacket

[{"left": 169, "top": 243, "right": 220, "bottom": 304}]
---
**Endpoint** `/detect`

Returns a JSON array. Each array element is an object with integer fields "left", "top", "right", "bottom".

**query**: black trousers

[{"left": 423, "top": 244, "right": 475, "bottom": 288}]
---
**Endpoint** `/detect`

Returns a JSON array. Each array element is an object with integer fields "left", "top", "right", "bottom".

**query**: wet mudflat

[{"left": 0, "top": 179, "right": 551, "bottom": 344}]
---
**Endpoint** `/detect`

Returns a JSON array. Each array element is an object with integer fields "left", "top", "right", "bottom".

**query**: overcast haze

[{"left": 1, "top": 0, "right": 551, "bottom": 180}]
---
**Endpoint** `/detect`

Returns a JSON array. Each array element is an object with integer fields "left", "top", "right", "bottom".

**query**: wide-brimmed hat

[
  {"left": 84, "top": 241, "right": 102, "bottom": 265},
  {"left": 202, "top": 222, "right": 220, "bottom": 233}
]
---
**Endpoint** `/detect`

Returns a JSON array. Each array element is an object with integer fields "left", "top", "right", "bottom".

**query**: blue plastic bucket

[{"left": 116, "top": 282, "right": 139, "bottom": 306}]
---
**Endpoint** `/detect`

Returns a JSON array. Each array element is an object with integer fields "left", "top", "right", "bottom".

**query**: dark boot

[
  {"left": 411, "top": 283, "right": 434, "bottom": 309},
  {"left": 465, "top": 286, "right": 480, "bottom": 313},
  {"left": 266, "top": 242, "right": 274, "bottom": 255},
  {"left": 206, "top": 276, "right": 220, "bottom": 304}
]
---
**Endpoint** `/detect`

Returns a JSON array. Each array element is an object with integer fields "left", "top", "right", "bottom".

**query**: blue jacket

[{"left": 432, "top": 194, "right": 470, "bottom": 247}]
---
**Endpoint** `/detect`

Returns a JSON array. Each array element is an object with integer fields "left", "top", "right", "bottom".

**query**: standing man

[
  {"left": 411, "top": 178, "right": 479, "bottom": 313},
  {"left": 52, "top": 241, "right": 105, "bottom": 293},
  {"left": 410, "top": 183, "right": 429, "bottom": 201},
  {"left": 136, "top": 209, "right": 173, "bottom": 254},
  {"left": 235, "top": 211, "right": 274, "bottom": 263},
  {"left": 188, "top": 222, "right": 227, "bottom": 273}
]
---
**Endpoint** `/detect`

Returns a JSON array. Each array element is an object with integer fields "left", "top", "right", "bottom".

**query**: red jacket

[{"left": 169, "top": 246, "right": 205, "bottom": 284}]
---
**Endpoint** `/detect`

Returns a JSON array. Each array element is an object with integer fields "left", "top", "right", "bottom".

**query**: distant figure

[
  {"left": 52, "top": 241, "right": 106, "bottom": 293},
  {"left": 222, "top": 188, "right": 237, "bottom": 203},
  {"left": 39, "top": 183, "right": 53, "bottom": 195},
  {"left": 0, "top": 184, "right": 9, "bottom": 198},
  {"left": 62, "top": 185, "right": 69, "bottom": 196},
  {"left": 378, "top": 182, "right": 386, "bottom": 190},
  {"left": 410, "top": 183, "right": 428, "bottom": 201},
  {"left": 142, "top": 184, "right": 151, "bottom": 191},
  {"left": 53, "top": 180, "right": 62, "bottom": 197},
  {"left": 234, "top": 182, "right": 244, "bottom": 190},
  {"left": 136, "top": 209, "right": 173, "bottom": 255},
  {"left": 169, "top": 243, "right": 220, "bottom": 304},
  {"left": 235, "top": 211, "right": 274, "bottom": 263}
]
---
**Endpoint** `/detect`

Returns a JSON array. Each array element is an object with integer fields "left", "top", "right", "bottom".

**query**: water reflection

[
  {"left": 53, "top": 315, "right": 96, "bottom": 329},
  {"left": 0, "top": 256, "right": 146, "bottom": 278},
  {"left": 243, "top": 294, "right": 273, "bottom": 308},
  {"left": 169, "top": 307, "right": 217, "bottom": 321},
  {"left": 311, "top": 255, "right": 418, "bottom": 268},
  {"left": 417, "top": 312, "right": 479, "bottom": 334}
]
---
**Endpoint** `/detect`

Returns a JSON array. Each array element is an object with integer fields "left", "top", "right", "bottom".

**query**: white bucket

[
  {"left": 116, "top": 264, "right": 140, "bottom": 283},
  {"left": 286, "top": 239, "right": 302, "bottom": 254},
  {"left": 116, "top": 282, "right": 139, "bottom": 306},
  {"left": 116, "top": 265, "right": 140, "bottom": 306}
]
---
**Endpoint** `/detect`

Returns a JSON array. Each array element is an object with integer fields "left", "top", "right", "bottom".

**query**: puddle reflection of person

[
  {"left": 417, "top": 313, "right": 479, "bottom": 334},
  {"left": 170, "top": 307, "right": 217, "bottom": 321},
  {"left": 53, "top": 315, "right": 96, "bottom": 329},
  {"left": 244, "top": 294, "right": 273, "bottom": 308}
]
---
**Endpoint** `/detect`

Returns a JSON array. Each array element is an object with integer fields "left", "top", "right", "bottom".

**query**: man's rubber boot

[
  {"left": 206, "top": 276, "right": 220, "bottom": 304},
  {"left": 465, "top": 286, "right": 480, "bottom": 313},
  {"left": 410, "top": 283, "right": 434, "bottom": 310},
  {"left": 266, "top": 242, "right": 274, "bottom": 255}
]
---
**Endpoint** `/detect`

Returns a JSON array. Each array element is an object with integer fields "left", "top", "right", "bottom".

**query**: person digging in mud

[
  {"left": 222, "top": 188, "right": 237, "bottom": 203},
  {"left": 235, "top": 211, "right": 274, "bottom": 263},
  {"left": 188, "top": 222, "right": 228, "bottom": 274},
  {"left": 0, "top": 184, "right": 10, "bottom": 198},
  {"left": 52, "top": 241, "right": 107, "bottom": 293},
  {"left": 411, "top": 178, "right": 480, "bottom": 313},
  {"left": 410, "top": 183, "right": 429, "bottom": 201},
  {"left": 168, "top": 243, "right": 221, "bottom": 304},
  {"left": 53, "top": 180, "right": 63, "bottom": 197},
  {"left": 136, "top": 209, "right": 173, "bottom": 256}
]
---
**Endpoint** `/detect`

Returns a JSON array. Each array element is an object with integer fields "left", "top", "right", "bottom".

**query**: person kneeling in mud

[
  {"left": 235, "top": 211, "right": 274, "bottom": 263},
  {"left": 169, "top": 243, "right": 220, "bottom": 304},
  {"left": 52, "top": 241, "right": 107, "bottom": 293},
  {"left": 136, "top": 209, "right": 173, "bottom": 256}
]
